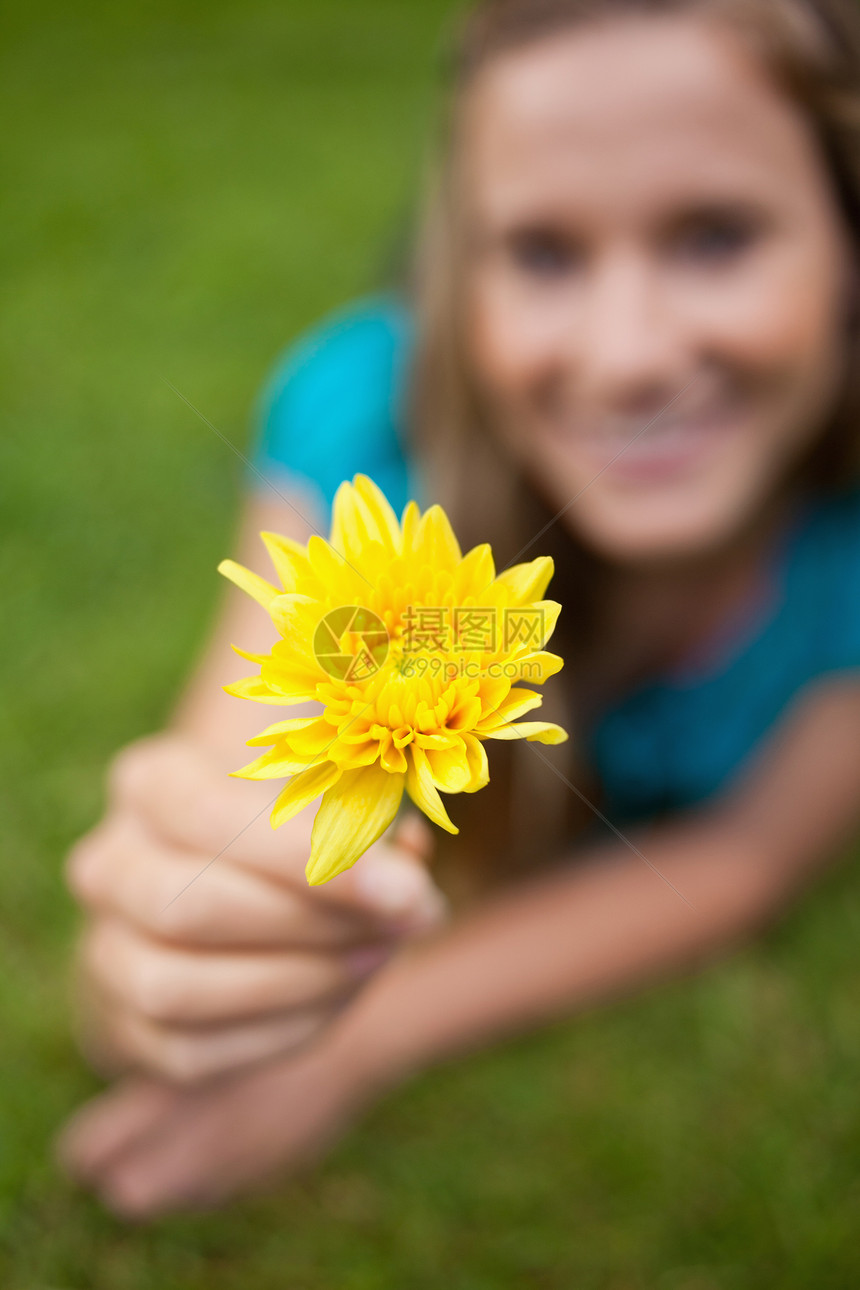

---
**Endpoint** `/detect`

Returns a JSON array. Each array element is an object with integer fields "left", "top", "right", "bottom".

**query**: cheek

[
  {"left": 695, "top": 245, "right": 848, "bottom": 397},
  {"left": 467, "top": 276, "right": 562, "bottom": 401}
]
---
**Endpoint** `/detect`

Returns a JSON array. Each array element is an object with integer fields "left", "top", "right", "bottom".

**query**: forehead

[{"left": 460, "top": 16, "right": 824, "bottom": 224}]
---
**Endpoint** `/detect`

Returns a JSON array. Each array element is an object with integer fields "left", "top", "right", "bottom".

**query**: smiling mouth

[{"left": 560, "top": 397, "right": 742, "bottom": 482}]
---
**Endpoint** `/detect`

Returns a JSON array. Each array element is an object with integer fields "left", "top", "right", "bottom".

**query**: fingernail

[
  {"left": 389, "top": 888, "right": 449, "bottom": 936},
  {"left": 345, "top": 944, "right": 392, "bottom": 978},
  {"left": 354, "top": 859, "right": 428, "bottom": 915}
]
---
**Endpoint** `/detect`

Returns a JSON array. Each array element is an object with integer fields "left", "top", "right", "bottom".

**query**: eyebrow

[{"left": 472, "top": 190, "right": 775, "bottom": 239}]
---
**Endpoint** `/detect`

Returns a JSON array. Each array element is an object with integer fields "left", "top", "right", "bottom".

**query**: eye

[
  {"left": 507, "top": 226, "right": 580, "bottom": 279},
  {"left": 671, "top": 210, "right": 761, "bottom": 266}
]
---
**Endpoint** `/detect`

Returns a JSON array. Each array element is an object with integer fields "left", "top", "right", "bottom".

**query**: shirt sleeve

[
  {"left": 813, "top": 485, "right": 860, "bottom": 676},
  {"left": 245, "top": 294, "right": 418, "bottom": 527}
]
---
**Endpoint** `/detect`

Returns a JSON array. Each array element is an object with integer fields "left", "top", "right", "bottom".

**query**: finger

[
  {"left": 106, "top": 737, "right": 442, "bottom": 925},
  {"left": 69, "top": 943, "right": 137, "bottom": 1079},
  {"left": 105, "top": 1001, "right": 340, "bottom": 1086},
  {"left": 321, "top": 830, "right": 449, "bottom": 931},
  {"left": 88, "top": 1068, "right": 291, "bottom": 1218},
  {"left": 66, "top": 813, "right": 382, "bottom": 951},
  {"left": 55, "top": 1080, "right": 179, "bottom": 1183},
  {"left": 391, "top": 811, "right": 435, "bottom": 859},
  {"left": 80, "top": 917, "right": 393, "bottom": 1028},
  {"left": 107, "top": 732, "right": 308, "bottom": 865}
]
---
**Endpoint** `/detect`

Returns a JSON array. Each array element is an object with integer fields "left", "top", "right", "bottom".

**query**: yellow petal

[
  {"left": 286, "top": 717, "right": 341, "bottom": 758},
  {"left": 262, "top": 646, "right": 325, "bottom": 702},
  {"left": 268, "top": 593, "right": 318, "bottom": 643},
  {"left": 379, "top": 736, "right": 408, "bottom": 774},
  {"left": 406, "top": 746, "right": 458, "bottom": 834},
  {"left": 245, "top": 715, "right": 326, "bottom": 747},
  {"left": 451, "top": 543, "right": 496, "bottom": 598},
  {"left": 475, "top": 687, "right": 542, "bottom": 733},
  {"left": 232, "top": 746, "right": 315, "bottom": 779},
  {"left": 504, "top": 651, "right": 564, "bottom": 684},
  {"left": 493, "top": 556, "right": 554, "bottom": 605},
  {"left": 259, "top": 531, "right": 312, "bottom": 590},
  {"left": 533, "top": 600, "right": 562, "bottom": 647},
  {"left": 230, "top": 642, "right": 270, "bottom": 665},
  {"left": 414, "top": 505, "right": 462, "bottom": 570},
  {"left": 413, "top": 730, "right": 461, "bottom": 751},
  {"left": 400, "top": 499, "right": 421, "bottom": 554},
  {"left": 461, "top": 732, "right": 490, "bottom": 792},
  {"left": 246, "top": 716, "right": 337, "bottom": 759},
  {"left": 329, "top": 479, "right": 371, "bottom": 562},
  {"left": 445, "top": 692, "right": 483, "bottom": 732},
  {"left": 485, "top": 721, "right": 569, "bottom": 744},
  {"left": 330, "top": 739, "right": 384, "bottom": 770},
  {"left": 217, "top": 559, "right": 280, "bottom": 611},
  {"left": 353, "top": 474, "right": 401, "bottom": 554},
  {"left": 476, "top": 675, "right": 511, "bottom": 715},
  {"left": 223, "top": 675, "right": 296, "bottom": 704},
  {"left": 305, "top": 765, "right": 405, "bottom": 885},
  {"left": 307, "top": 534, "right": 356, "bottom": 595},
  {"left": 425, "top": 740, "right": 472, "bottom": 793},
  {"left": 271, "top": 761, "right": 342, "bottom": 829},
  {"left": 503, "top": 600, "right": 562, "bottom": 652}
]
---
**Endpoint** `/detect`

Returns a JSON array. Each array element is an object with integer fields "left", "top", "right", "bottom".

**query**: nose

[{"left": 574, "top": 249, "right": 688, "bottom": 412}]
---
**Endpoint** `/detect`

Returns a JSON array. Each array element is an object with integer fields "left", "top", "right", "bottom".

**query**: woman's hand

[
  {"left": 64, "top": 731, "right": 448, "bottom": 1086},
  {"left": 55, "top": 1021, "right": 384, "bottom": 1219}
]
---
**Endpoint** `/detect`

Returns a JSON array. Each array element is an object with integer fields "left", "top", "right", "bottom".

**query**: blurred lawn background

[{"left": 3, "top": 1, "right": 860, "bottom": 1286}]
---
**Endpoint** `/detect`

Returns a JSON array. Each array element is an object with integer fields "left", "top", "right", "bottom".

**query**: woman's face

[{"left": 462, "top": 16, "right": 856, "bottom": 563}]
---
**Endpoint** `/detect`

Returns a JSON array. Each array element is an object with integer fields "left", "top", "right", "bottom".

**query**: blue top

[
  {"left": 247, "top": 295, "right": 860, "bottom": 825},
  {"left": 248, "top": 295, "right": 420, "bottom": 527}
]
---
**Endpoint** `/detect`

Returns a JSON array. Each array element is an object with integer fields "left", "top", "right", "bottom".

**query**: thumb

[
  {"left": 390, "top": 811, "right": 435, "bottom": 861},
  {"left": 345, "top": 814, "right": 447, "bottom": 931}
]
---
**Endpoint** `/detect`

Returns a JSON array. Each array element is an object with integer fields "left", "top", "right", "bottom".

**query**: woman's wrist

[{"left": 322, "top": 944, "right": 432, "bottom": 1101}]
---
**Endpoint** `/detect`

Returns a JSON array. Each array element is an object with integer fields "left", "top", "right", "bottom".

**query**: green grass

[{"left": 3, "top": 2, "right": 860, "bottom": 1285}]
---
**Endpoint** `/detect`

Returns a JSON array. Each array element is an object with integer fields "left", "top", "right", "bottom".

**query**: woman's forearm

[
  {"left": 334, "top": 817, "right": 793, "bottom": 1092},
  {"left": 167, "top": 491, "right": 320, "bottom": 760}
]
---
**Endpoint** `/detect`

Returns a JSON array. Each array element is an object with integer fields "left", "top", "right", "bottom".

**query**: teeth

[
  {"left": 589, "top": 421, "right": 707, "bottom": 452},
  {"left": 598, "top": 416, "right": 710, "bottom": 442},
  {"left": 623, "top": 422, "right": 707, "bottom": 451},
  {"left": 574, "top": 413, "right": 724, "bottom": 472}
]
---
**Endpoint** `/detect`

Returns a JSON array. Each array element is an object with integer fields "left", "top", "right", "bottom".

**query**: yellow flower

[{"left": 218, "top": 474, "right": 567, "bottom": 885}]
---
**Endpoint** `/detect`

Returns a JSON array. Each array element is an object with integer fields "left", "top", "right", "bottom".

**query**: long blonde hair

[{"left": 409, "top": 0, "right": 860, "bottom": 904}]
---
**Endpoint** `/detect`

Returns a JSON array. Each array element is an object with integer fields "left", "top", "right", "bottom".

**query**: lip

[{"left": 560, "top": 403, "right": 741, "bottom": 484}]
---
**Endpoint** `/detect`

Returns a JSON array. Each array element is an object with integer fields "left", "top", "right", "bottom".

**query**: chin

[{"left": 562, "top": 489, "right": 755, "bottom": 566}]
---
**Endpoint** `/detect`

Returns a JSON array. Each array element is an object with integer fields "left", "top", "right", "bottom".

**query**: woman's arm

[
  {"left": 168, "top": 485, "right": 325, "bottom": 760},
  {"left": 330, "top": 675, "right": 860, "bottom": 1093},
  {"left": 65, "top": 485, "right": 448, "bottom": 1086}
]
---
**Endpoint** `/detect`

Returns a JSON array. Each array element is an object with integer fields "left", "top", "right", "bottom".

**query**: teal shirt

[
  {"left": 248, "top": 296, "right": 860, "bottom": 825},
  {"left": 249, "top": 295, "right": 419, "bottom": 526},
  {"left": 584, "top": 488, "right": 860, "bottom": 823}
]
